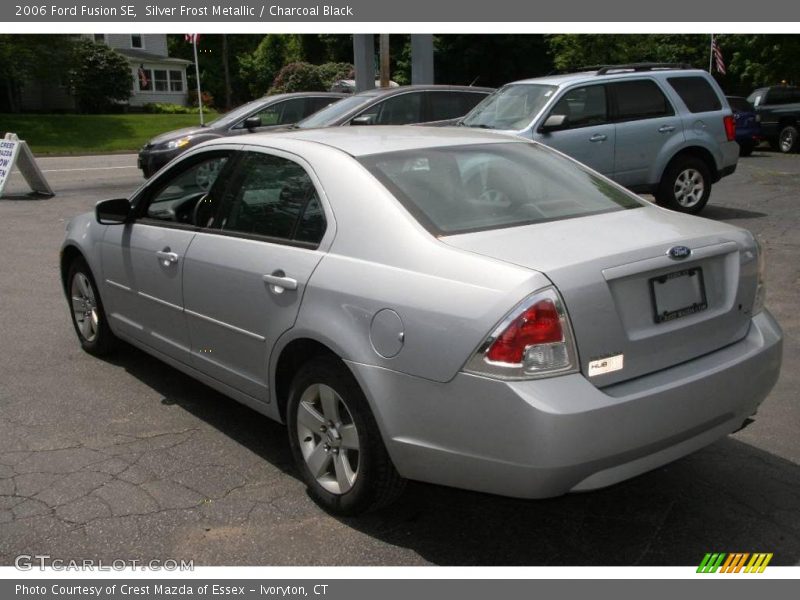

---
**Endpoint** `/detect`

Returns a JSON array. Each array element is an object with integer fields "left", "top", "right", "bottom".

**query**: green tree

[
  {"left": 0, "top": 34, "right": 74, "bottom": 112},
  {"left": 724, "top": 34, "right": 800, "bottom": 90},
  {"left": 69, "top": 39, "right": 131, "bottom": 113},
  {"left": 238, "top": 34, "right": 305, "bottom": 97}
]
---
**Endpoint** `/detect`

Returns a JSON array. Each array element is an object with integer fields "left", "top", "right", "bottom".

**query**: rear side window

[
  {"left": 548, "top": 84, "right": 608, "bottom": 129},
  {"left": 727, "top": 97, "right": 753, "bottom": 112},
  {"left": 611, "top": 80, "right": 674, "bottom": 121},
  {"left": 218, "top": 152, "right": 325, "bottom": 244},
  {"left": 764, "top": 87, "right": 800, "bottom": 105},
  {"left": 667, "top": 77, "right": 722, "bottom": 113}
]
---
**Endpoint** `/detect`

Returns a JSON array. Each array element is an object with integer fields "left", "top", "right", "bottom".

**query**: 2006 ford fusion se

[{"left": 61, "top": 127, "right": 783, "bottom": 514}]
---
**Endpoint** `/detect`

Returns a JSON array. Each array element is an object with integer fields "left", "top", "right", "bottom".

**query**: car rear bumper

[{"left": 347, "top": 309, "right": 782, "bottom": 499}]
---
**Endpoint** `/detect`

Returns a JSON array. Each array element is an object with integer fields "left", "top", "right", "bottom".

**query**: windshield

[
  {"left": 295, "top": 94, "right": 376, "bottom": 129},
  {"left": 461, "top": 84, "right": 557, "bottom": 130},
  {"left": 206, "top": 97, "right": 272, "bottom": 129},
  {"left": 359, "top": 142, "right": 641, "bottom": 235}
]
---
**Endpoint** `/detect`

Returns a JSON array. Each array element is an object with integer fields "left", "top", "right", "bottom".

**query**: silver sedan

[{"left": 61, "top": 127, "right": 783, "bottom": 514}]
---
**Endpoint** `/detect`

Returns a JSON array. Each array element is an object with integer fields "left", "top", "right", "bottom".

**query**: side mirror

[
  {"left": 243, "top": 116, "right": 262, "bottom": 131},
  {"left": 96, "top": 198, "right": 132, "bottom": 225},
  {"left": 350, "top": 115, "right": 375, "bottom": 126},
  {"left": 540, "top": 114, "right": 567, "bottom": 133}
]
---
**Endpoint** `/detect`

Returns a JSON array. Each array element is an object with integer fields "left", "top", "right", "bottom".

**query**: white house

[
  {"left": 91, "top": 34, "right": 191, "bottom": 108},
  {"left": 17, "top": 34, "right": 191, "bottom": 111}
]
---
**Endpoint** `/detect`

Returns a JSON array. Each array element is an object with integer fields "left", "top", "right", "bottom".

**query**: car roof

[
  {"left": 234, "top": 125, "right": 525, "bottom": 157},
  {"left": 507, "top": 67, "right": 711, "bottom": 88},
  {"left": 351, "top": 84, "right": 494, "bottom": 98}
]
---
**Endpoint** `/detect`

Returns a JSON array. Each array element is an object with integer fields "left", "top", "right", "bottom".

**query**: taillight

[
  {"left": 724, "top": 114, "right": 736, "bottom": 141},
  {"left": 464, "top": 287, "right": 578, "bottom": 380}
]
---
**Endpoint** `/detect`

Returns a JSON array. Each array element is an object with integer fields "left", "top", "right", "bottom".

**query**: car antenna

[{"left": 469, "top": 76, "right": 480, "bottom": 87}]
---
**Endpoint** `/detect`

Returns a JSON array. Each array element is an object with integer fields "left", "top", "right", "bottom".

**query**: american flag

[
  {"left": 712, "top": 36, "right": 726, "bottom": 75},
  {"left": 185, "top": 34, "right": 200, "bottom": 44},
  {"left": 137, "top": 64, "right": 148, "bottom": 88}
]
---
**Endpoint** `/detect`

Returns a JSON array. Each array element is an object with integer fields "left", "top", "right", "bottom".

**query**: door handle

[
  {"left": 589, "top": 134, "right": 607, "bottom": 142},
  {"left": 658, "top": 125, "right": 676, "bottom": 133},
  {"left": 155, "top": 250, "right": 179, "bottom": 265},
  {"left": 263, "top": 271, "right": 298, "bottom": 293}
]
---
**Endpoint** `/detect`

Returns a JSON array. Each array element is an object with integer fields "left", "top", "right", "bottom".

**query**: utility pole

[{"left": 379, "top": 34, "right": 390, "bottom": 87}]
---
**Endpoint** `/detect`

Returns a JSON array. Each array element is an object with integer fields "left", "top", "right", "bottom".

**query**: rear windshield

[
  {"left": 359, "top": 142, "right": 642, "bottom": 235},
  {"left": 667, "top": 76, "right": 722, "bottom": 113},
  {"left": 461, "top": 84, "right": 557, "bottom": 130}
]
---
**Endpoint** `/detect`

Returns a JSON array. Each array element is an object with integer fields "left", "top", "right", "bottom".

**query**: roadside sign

[{"left": 0, "top": 133, "right": 54, "bottom": 198}]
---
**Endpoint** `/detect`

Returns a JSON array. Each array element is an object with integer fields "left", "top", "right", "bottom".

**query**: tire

[
  {"left": 66, "top": 258, "right": 117, "bottom": 356},
  {"left": 287, "top": 356, "right": 405, "bottom": 515},
  {"left": 655, "top": 156, "right": 712, "bottom": 214},
  {"left": 739, "top": 143, "right": 755, "bottom": 157},
  {"left": 778, "top": 124, "right": 799, "bottom": 153}
]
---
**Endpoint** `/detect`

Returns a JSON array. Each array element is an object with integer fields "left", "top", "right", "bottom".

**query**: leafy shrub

[
  {"left": 69, "top": 39, "right": 131, "bottom": 113},
  {"left": 188, "top": 90, "right": 215, "bottom": 109},
  {"left": 143, "top": 103, "right": 203, "bottom": 114},
  {"left": 268, "top": 61, "right": 355, "bottom": 94}
]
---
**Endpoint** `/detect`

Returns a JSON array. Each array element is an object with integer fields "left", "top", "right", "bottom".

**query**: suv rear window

[
  {"left": 611, "top": 80, "right": 674, "bottom": 121},
  {"left": 359, "top": 142, "right": 641, "bottom": 235},
  {"left": 667, "top": 77, "right": 722, "bottom": 113}
]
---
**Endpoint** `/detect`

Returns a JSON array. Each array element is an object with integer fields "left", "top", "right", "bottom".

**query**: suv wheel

[
  {"left": 287, "top": 356, "right": 406, "bottom": 515},
  {"left": 655, "top": 156, "right": 711, "bottom": 214},
  {"left": 778, "top": 124, "right": 799, "bottom": 153}
]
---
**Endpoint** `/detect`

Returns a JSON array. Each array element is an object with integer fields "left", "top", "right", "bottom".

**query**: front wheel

[
  {"left": 67, "top": 258, "right": 117, "bottom": 356},
  {"left": 287, "top": 356, "right": 405, "bottom": 515},
  {"left": 778, "top": 124, "right": 799, "bottom": 153},
  {"left": 655, "top": 157, "right": 712, "bottom": 214}
]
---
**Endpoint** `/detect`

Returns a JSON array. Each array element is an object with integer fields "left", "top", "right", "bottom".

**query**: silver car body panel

[{"left": 62, "top": 127, "right": 782, "bottom": 499}]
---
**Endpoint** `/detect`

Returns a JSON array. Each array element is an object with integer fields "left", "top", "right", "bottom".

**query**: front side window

[
  {"left": 611, "top": 80, "right": 674, "bottom": 121},
  {"left": 251, "top": 97, "right": 307, "bottom": 126},
  {"left": 426, "top": 91, "right": 488, "bottom": 122},
  {"left": 359, "top": 142, "right": 641, "bottom": 236},
  {"left": 547, "top": 84, "right": 608, "bottom": 129},
  {"left": 461, "top": 84, "right": 557, "bottom": 130},
  {"left": 357, "top": 93, "right": 423, "bottom": 125},
  {"left": 143, "top": 155, "right": 230, "bottom": 226},
  {"left": 218, "top": 153, "right": 325, "bottom": 244}
]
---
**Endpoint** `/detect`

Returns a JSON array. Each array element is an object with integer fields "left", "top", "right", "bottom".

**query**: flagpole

[
  {"left": 709, "top": 34, "right": 714, "bottom": 74},
  {"left": 192, "top": 35, "right": 204, "bottom": 126}
]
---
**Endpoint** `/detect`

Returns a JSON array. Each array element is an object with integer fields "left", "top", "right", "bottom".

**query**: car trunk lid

[{"left": 441, "top": 206, "right": 759, "bottom": 386}]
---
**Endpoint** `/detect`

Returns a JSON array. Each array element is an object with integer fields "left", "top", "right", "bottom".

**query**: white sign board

[{"left": 0, "top": 133, "right": 54, "bottom": 198}]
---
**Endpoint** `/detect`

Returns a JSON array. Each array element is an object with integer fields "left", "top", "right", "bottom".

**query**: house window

[
  {"left": 131, "top": 35, "right": 143, "bottom": 49},
  {"left": 169, "top": 71, "right": 184, "bottom": 92},
  {"left": 93, "top": 34, "right": 105, "bottom": 43},
  {"left": 153, "top": 70, "right": 168, "bottom": 92}
]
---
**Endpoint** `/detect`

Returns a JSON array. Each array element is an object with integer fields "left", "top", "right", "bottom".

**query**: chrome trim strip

[
  {"left": 137, "top": 291, "right": 183, "bottom": 312},
  {"left": 105, "top": 279, "right": 131, "bottom": 292},
  {"left": 184, "top": 309, "right": 266, "bottom": 342}
]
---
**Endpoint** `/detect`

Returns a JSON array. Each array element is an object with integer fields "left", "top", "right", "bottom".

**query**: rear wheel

[
  {"left": 778, "top": 124, "right": 799, "bottom": 153},
  {"left": 655, "top": 156, "right": 711, "bottom": 214},
  {"left": 287, "top": 356, "right": 405, "bottom": 515},
  {"left": 67, "top": 258, "right": 117, "bottom": 356}
]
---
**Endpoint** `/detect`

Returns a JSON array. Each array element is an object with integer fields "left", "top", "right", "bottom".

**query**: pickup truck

[{"left": 747, "top": 86, "right": 800, "bottom": 153}]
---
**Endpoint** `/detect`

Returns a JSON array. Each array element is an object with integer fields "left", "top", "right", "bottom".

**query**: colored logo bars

[{"left": 697, "top": 553, "right": 773, "bottom": 573}]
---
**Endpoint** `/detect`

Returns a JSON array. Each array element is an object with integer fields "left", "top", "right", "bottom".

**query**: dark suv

[{"left": 747, "top": 86, "right": 800, "bottom": 153}]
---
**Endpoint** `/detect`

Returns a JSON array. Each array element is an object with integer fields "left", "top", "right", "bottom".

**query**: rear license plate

[{"left": 650, "top": 267, "right": 707, "bottom": 323}]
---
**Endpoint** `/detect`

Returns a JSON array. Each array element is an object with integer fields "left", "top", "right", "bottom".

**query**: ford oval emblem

[{"left": 668, "top": 245, "right": 692, "bottom": 260}]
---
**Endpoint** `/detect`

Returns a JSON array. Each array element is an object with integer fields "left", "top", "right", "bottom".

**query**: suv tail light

[
  {"left": 464, "top": 287, "right": 578, "bottom": 380},
  {"left": 724, "top": 115, "right": 736, "bottom": 141}
]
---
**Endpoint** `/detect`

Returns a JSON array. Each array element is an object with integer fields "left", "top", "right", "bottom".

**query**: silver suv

[{"left": 460, "top": 63, "right": 739, "bottom": 213}]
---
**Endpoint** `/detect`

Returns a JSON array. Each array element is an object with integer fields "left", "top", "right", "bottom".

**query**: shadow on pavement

[
  {"left": 103, "top": 343, "right": 800, "bottom": 567},
  {"left": 702, "top": 205, "right": 767, "bottom": 220}
]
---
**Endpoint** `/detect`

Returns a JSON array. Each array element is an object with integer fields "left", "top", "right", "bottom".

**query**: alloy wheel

[
  {"left": 70, "top": 272, "right": 99, "bottom": 343},
  {"left": 673, "top": 168, "right": 705, "bottom": 208},
  {"left": 296, "top": 383, "right": 360, "bottom": 495}
]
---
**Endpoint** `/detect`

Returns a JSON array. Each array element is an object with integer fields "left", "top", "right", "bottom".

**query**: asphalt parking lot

[{"left": 0, "top": 149, "right": 798, "bottom": 566}]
